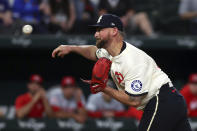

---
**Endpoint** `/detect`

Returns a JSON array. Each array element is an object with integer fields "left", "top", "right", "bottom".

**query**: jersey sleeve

[
  {"left": 48, "top": 95, "right": 61, "bottom": 108},
  {"left": 15, "top": 96, "right": 25, "bottom": 110},
  {"left": 96, "top": 48, "right": 112, "bottom": 60},
  {"left": 124, "top": 64, "right": 150, "bottom": 96}
]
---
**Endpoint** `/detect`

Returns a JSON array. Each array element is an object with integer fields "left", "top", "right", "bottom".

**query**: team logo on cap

[
  {"left": 111, "top": 22, "right": 115, "bottom": 26},
  {"left": 131, "top": 80, "right": 142, "bottom": 92},
  {"left": 97, "top": 15, "right": 103, "bottom": 23}
]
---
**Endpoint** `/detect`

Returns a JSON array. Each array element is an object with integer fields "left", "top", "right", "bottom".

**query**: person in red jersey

[
  {"left": 15, "top": 74, "right": 53, "bottom": 118},
  {"left": 180, "top": 73, "right": 197, "bottom": 117}
]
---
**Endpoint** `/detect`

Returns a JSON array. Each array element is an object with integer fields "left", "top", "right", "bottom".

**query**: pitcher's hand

[{"left": 52, "top": 45, "right": 72, "bottom": 58}]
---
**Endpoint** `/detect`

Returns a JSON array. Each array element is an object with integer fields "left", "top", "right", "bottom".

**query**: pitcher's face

[{"left": 94, "top": 28, "right": 112, "bottom": 48}]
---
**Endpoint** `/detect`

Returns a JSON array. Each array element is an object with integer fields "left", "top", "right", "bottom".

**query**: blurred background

[{"left": 0, "top": 0, "right": 197, "bottom": 130}]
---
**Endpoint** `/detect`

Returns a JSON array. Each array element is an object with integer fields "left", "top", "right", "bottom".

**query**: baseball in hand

[{"left": 22, "top": 25, "right": 33, "bottom": 34}]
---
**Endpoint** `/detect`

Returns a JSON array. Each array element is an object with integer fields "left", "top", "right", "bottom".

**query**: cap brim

[
  {"left": 88, "top": 24, "right": 107, "bottom": 29},
  {"left": 89, "top": 24, "right": 122, "bottom": 31}
]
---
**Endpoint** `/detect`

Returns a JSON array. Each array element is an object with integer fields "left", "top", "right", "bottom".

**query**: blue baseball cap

[{"left": 90, "top": 14, "right": 123, "bottom": 31}]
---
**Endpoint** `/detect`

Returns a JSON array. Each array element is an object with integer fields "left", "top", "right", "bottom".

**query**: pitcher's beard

[{"left": 96, "top": 39, "right": 108, "bottom": 48}]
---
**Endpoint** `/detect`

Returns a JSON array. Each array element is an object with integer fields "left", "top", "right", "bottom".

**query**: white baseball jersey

[
  {"left": 47, "top": 86, "right": 86, "bottom": 112},
  {"left": 86, "top": 93, "right": 125, "bottom": 111},
  {"left": 96, "top": 42, "right": 172, "bottom": 110}
]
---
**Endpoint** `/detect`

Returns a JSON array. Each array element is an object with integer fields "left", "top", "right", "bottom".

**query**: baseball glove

[{"left": 82, "top": 57, "right": 112, "bottom": 94}]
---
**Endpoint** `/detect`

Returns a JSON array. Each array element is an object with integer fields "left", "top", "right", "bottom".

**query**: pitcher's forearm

[
  {"left": 103, "top": 86, "right": 141, "bottom": 107},
  {"left": 71, "top": 45, "right": 98, "bottom": 61}
]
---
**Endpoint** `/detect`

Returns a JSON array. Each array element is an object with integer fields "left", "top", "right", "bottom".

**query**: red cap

[
  {"left": 29, "top": 74, "right": 43, "bottom": 84},
  {"left": 61, "top": 76, "right": 76, "bottom": 87},
  {"left": 189, "top": 73, "right": 197, "bottom": 83}
]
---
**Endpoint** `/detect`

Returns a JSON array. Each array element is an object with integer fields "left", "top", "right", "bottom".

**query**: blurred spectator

[
  {"left": 45, "top": 0, "right": 76, "bottom": 34},
  {"left": 124, "top": 107, "right": 143, "bottom": 120},
  {"left": 0, "top": 0, "right": 13, "bottom": 34},
  {"left": 74, "top": 0, "right": 96, "bottom": 20},
  {"left": 86, "top": 80, "right": 125, "bottom": 118},
  {"left": 180, "top": 73, "right": 197, "bottom": 117},
  {"left": 72, "top": 0, "right": 97, "bottom": 33},
  {"left": 0, "top": 106, "right": 7, "bottom": 118},
  {"left": 89, "top": 0, "right": 100, "bottom": 10},
  {"left": 47, "top": 76, "right": 86, "bottom": 123},
  {"left": 12, "top": 0, "right": 48, "bottom": 34},
  {"left": 15, "top": 74, "right": 53, "bottom": 118},
  {"left": 39, "top": 0, "right": 51, "bottom": 26},
  {"left": 179, "top": 0, "right": 197, "bottom": 35},
  {"left": 0, "top": 110, "right": 4, "bottom": 117},
  {"left": 98, "top": 0, "right": 155, "bottom": 36},
  {"left": 39, "top": 0, "right": 50, "bottom": 16},
  {"left": 12, "top": 0, "right": 40, "bottom": 23},
  {"left": 86, "top": 92, "right": 125, "bottom": 118}
]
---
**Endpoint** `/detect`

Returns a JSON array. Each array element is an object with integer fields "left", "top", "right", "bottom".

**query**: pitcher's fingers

[
  {"left": 58, "top": 52, "right": 64, "bottom": 58},
  {"left": 52, "top": 47, "right": 59, "bottom": 58},
  {"left": 80, "top": 78, "right": 91, "bottom": 84}
]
